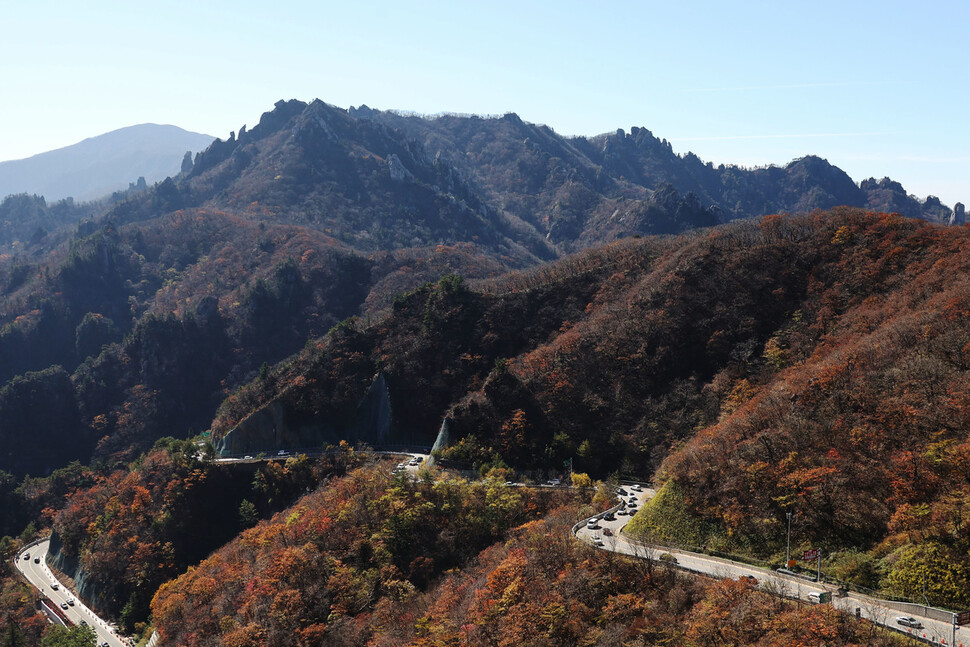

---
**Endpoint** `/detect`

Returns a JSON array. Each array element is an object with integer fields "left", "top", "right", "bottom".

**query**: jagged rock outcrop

[
  {"left": 387, "top": 153, "right": 415, "bottom": 182},
  {"left": 950, "top": 202, "right": 965, "bottom": 226}
]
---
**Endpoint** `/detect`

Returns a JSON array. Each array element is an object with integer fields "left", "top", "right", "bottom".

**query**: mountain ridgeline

[{"left": 0, "top": 99, "right": 961, "bottom": 478}]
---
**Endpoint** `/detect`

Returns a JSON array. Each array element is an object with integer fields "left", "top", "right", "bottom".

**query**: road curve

[
  {"left": 576, "top": 486, "right": 968, "bottom": 646},
  {"left": 14, "top": 538, "right": 132, "bottom": 647}
]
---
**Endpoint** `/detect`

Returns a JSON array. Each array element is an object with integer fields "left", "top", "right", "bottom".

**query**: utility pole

[
  {"left": 922, "top": 571, "right": 929, "bottom": 612},
  {"left": 786, "top": 511, "right": 793, "bottom": 567}
]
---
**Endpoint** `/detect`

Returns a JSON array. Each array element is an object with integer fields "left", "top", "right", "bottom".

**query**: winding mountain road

[
  {"left": 14, "top": 459, "right": 961, "bottom": 645},
  {"left": 12, "top": 451, "right": 429, "bottom": 644},
  {"left": 577, "top": 486, "right": 967, "bottom": 646},
  {"left": 15, "top": 538, "right": 135, "bottom": 647}
]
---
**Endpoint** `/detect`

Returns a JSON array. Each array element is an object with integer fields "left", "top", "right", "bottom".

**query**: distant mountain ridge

[
  {"left": 0, "top": 123, "right": 215, "bottom": 202},
  {"left": 360, "top": 110, "right": 957, "bottom": 231}
]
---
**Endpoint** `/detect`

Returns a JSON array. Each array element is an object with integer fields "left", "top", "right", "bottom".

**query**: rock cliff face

[
  {"left": 951, "top": 202, "right": 965, "bottom": 226},
  {"left": 216, "top": 373, "right": 398, "bottom": 456},
  {"left": 353, "top": 373, "right": 394, "bottom": 444},
  {"left": 47, "top": 531, "right": 117, "bottom": 615},
  {"left": 215, "top": 400, "right": 342, "bottom": 456}
]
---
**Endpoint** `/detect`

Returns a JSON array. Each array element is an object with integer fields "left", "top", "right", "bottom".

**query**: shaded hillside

[
  {"left": 0, "top": 203, "right": 517, "bottom": 476},
  {"left": 0, "top": 99, "right": 721, "bottom": 477},
  {"left": 0, "top": 124, "right": 214, "bottom": 202},
  {"left": 0, "top": 193, "right": 100, "bottom": 249}
]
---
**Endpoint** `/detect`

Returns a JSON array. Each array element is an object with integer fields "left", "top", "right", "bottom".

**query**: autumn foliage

[
  {"left": 150, "top": 465, "right": 900, "bottom": 647},
  {"left": 215, "top": 208, "right": 970, "bottom": 608}
]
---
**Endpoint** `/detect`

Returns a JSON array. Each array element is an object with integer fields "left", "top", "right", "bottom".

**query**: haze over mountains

[{"left": 0, "top": 123, "right": 214, "bottom": 202}]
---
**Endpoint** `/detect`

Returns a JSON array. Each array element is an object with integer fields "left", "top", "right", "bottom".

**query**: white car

[
  {"left": 896, "top": 616, "right": 923, "bottom": 629},
  {"left": 630, "top": 483, "right": 642, "bottom": 491}
]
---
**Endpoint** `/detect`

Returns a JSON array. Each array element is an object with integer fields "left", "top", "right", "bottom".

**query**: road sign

[
  {"left": 956, "top": 610, "right": 970, "bottom": 626},
  {"left": 803, "top": 548, "right": 819, "bottom": 561}
]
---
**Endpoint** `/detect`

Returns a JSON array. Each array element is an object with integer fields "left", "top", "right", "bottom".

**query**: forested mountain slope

[
  {"left": 0, "top": 99, "right": 955, "bottom": 479},
  {"left": 147, "top": 465, "right": 900, "bottom": 647},
  {"left": 204, "top": 209, "right": 970, "bottom": 610},
  {"left": 7, "top": 206, "right": 970, "bottom": 643}
]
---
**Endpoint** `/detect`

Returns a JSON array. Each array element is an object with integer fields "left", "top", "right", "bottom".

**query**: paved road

[
  {"left": 577, "top": 486, "right": 967, "bottom": 646},
  {"left": 14, "top": 539, "right": 131, "bottom": 647},
  {"left": 212, "top": 449, "right": 432, "bottom": 464}
]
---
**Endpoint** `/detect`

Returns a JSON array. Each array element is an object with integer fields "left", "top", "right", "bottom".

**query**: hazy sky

[{"left": 2, "top": 1, "right": 967, "bottom": 206}]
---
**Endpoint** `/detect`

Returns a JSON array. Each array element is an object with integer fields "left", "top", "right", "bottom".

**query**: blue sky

[{"left": 2, "top": 1, "right": 967, "bottom": 206}]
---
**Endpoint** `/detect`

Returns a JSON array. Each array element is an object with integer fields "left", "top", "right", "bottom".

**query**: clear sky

[{"left": 2, "top": 1, "right": 967, "bottom": 206}]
